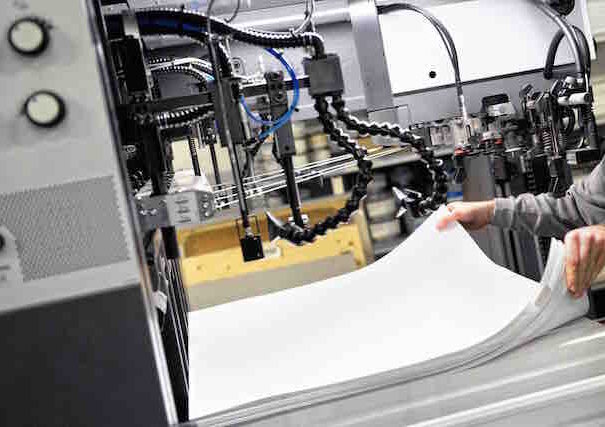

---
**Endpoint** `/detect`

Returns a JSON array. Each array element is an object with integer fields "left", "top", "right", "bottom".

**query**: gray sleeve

[{"left": 491, "top": 159, "right": 605, "bottom": 240}]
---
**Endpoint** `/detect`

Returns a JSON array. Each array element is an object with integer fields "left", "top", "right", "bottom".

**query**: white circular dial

[
  {"left": 8, "top": 18, "right": 48, "bottom": 55},
  {"left": 24, "top": 91, "right": 65, "bottom": 127}
]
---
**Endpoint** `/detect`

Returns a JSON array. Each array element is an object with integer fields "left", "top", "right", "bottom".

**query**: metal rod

[
  {"left": 208, "top": 141, "right": 222, "bottom": 185},
  {"left": 212, "top": 147, "right": 389, "bottom": 191},
  {"left": 187, "top": 134, "right": 201, "bottom": 176},
  {"left": 282, "top": 155, "right": 305, "bottom": 227},
  {"left": 208, "top": 37, "right": 251, "bottom": 230},
  {"left": 214, "top": 148, "right": 402, "bottom": 208},
  {"left": 212, "top": 148, "right": 402, "bottom": 203}
]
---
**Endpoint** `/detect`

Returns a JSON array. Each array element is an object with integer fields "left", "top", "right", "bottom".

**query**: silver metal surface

[
  {"left": 348, "top": 0, "right": 394, "bottom": 113},
  {"left": 348, "top": 0, "right": 400, "bottom": 145},
  {"left": 186, "top": 319, "right": 605, "bottom": 426},
  {"left": 135, "top": 171, "right": 216, "bottom": 231},
  {"left": 0, "top": 0, "right": 141, "bottom": 310},
  {"left": 0, "top": 177, "right": 129, "bottom": 281},
  {"left": 0, "top": 0, "right": 177, "bottom": 423}
]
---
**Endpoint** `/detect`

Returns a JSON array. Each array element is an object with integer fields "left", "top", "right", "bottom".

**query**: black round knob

[
  {"left": 8, "top": 17, "right": 50, "bottom": 56},
  {"left": 24, "top": 91, "right": 66, "bottom": 127}
]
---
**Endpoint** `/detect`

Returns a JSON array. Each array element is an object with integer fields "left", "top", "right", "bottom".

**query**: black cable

[
  {"left": 136, "top": 9, "right": 326, "bottom": 58},
  {"left": 138, "top": 21, "right": 233, "bottom": 75},
  {"left": 377, "top": 2, "right": 462, "bottom": 97},
  {"left": 134, "top": 9, "right": 444, "bottom": 243},
  {"left": 544, "top": 25, "right": 591, "bottom": 80},
  {"left": 534, "top": 1, "right": 584, "bottom": 78}
]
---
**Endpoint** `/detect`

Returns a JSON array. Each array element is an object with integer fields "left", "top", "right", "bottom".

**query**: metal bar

[
  {"left": 208, "top": 38, "right": 251, "bottom": 231},
  {"left": 123, "top": 77, "right": 310, "bottom": 115},
  {"left": 282, "top": 155, "right": 305, "bottom": 227},
  {"left": 187, "top": 134, "right": 201, "bottom": 176},
  {"left": 348, "top": 0, "right": 398, "bottom": 145},
  {"left": 208, "top": 139, "right": 222, "bottom": 185}
]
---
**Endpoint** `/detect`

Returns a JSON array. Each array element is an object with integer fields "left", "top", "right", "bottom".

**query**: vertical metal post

[
  {"left": 197, "top": 122, "right": 222, "bottom": 185},
  {"left": 208, "top": 38, "right": 251, "bottom": 231},
  {"left": 187, "top": 133, "right": 201, "bottom": 176},
  {"left": 348, "top": 0, "right": 399, "bottom": 145}
]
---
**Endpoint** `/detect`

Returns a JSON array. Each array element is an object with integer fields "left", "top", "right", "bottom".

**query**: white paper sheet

[{"left": 188, "top": 207, "right": 588, "bottom": 419}]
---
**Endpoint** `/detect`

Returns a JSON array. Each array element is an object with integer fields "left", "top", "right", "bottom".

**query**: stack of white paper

[{"left": 188, "top": 206, "right": 588, "bottom": 419}]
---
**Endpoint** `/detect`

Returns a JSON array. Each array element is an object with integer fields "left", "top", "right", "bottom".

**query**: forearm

[
  {"left": 491, "top": 159, "right": 605, "bottom": 239},
  {"left": 491, "top": 193, "right": 586, "bottom": 240}
]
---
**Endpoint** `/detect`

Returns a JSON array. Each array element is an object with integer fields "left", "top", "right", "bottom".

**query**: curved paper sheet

[{"left": 189, "top": 206, "right": 588, "bottom": 419}]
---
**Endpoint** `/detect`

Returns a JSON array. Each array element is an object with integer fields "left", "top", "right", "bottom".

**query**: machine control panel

[
  {"left": 23, "top": 90, "right": 66, "bottom": 127},
  {"left": 8, "top": 17, "right": 50, "bottom": 56}
]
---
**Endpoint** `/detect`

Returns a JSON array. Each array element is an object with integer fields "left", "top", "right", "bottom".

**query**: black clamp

[
  {"left": 393, "top": 187, "right": 426, "bottom": 218},
  {"left": 303, "top": 54, "right": 345, "bottom": 97},
  {"left": 266, "top": 211, "right": 314, "bottom": 245}
]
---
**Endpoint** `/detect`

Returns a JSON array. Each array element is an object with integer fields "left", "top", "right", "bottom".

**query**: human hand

[
  {"left": 436, "top": 201, "right": 496, "bottom": 231},
  {"left": 564, "top": 225, "right": 605, "bottom": 299}
]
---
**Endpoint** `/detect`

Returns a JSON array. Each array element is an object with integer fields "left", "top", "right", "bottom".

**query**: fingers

[
  {"left": 586, "top": 233, "right": 605, "bottom": 294},
  {"left": 565, "top": 231, "right": 581, "bottom": 298},
  {"left": 577, "top": 231, "right": 595, "bottom": 297},
  {"left": 436, "top": 208, "right": 462, "bottom": 231}
]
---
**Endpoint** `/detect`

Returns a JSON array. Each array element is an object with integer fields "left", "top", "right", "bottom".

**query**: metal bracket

[
  {"left": 265, "top": 71, "right": 296, "bottom": 158},
  {"left": 135, "top": 171, "right": 216, "bottom": 232}
]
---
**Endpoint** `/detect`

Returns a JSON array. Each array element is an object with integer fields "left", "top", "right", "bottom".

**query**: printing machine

[{"left": 1, "top": 0, "right": 605, "bottom": 425}]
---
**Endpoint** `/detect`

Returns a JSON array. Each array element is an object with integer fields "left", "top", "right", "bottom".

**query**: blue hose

[
  {"left": 138, "top": 18, "right": 299, "bottom": 140},
  {"left": 243, "top": 48, "right": 300, "bottom": 141}
]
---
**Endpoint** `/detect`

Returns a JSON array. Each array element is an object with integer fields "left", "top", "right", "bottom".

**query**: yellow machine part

[{"left": 178, "top": 196, "right": 373, "bottom": 291}]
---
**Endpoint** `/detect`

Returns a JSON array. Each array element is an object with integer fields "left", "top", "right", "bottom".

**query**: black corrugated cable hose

[
  {"left": 135, "top": 9, "right": 326, "bottom": 59},
  {"left": 136, "top": 8, "right": 445, "bottom": 244}
]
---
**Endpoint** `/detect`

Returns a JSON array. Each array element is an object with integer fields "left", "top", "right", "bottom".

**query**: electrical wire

[
  {"left": 377, "top": 2, "right": 466, "bottom": 120},
  {"left": 206, "top": 0, "right": 217, "bottom": 36},
  {"left": 377, "top": 3, "right": 460, "bottom": 89},
  {"left": 533, "top": 1, "right": 584, "bottom": 78},
  {"left": 225, "top": 0, "right": 241, "bottom": 23},
  {"left": 544, "top": 25, "right": 591, "bottom": 80},
  {"left": 292, "top": 0, "right": 316, "bottom": 35},
  {"left": 136, "top": 10, "right": 327, "bottom": 58}
]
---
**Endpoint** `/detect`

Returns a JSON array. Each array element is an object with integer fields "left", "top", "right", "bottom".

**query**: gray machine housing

[{"left": 0, "top": 0, "right": 176, "bottom": 425}]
